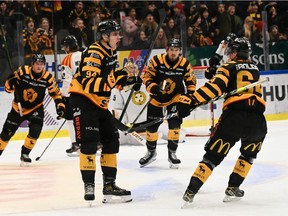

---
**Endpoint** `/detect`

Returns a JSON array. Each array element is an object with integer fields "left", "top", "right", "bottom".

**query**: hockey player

[
  {"left": 109, "top": 61, "right": 187, "bottom": 145},
  {"left": 177, "top": 38, "right": 267, "bottom": 204},
  {"left": 0, "top": 54, "right": 65, "bottom": 165},
  {"left": 109, "top": 61, "right": 147, "bottom": 145},
  {"left": 69, "top": 20, "right": 141, "bottom": 204},
  {"left": 139, "top": 38, "right": 196, "bottom": 169},
  {"left": 205, "top": 33, "right": 237, "bottom": 79},
  {"left": 60, "top": 35, "right": 82, "bottom": 156}
]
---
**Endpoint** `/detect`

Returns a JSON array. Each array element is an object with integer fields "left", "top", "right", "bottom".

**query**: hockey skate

[
  {"left": 66, "top": 142, "right": 80, "bottom": 157},
  {"left": 223, "top": 186, "right": 244, "bottom": 202},
  {"left": 139, "top": 150, "right": 157, "bottom": 168},
  {"left": 84, "top": 183, "right": 95, "bottom": 207},
  {"left": 102, "top": 181, "right": 132, "bottom": 203},
  {"left": 20, "top": 154, "right": 32, "bottom": 167},
  {"left": 181, "top": 188, "right": 196, "bottom": 208},
  {"left": 168, "top": 150, "right": 181, "bottom": 169}
]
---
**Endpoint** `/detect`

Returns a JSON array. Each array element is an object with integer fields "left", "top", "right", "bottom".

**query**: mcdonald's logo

[
  {"left": 210, "top": 139, "right": 231, "bottom": 154},
  {"left": 244, "top": 142, "right": 262, "bottom": 152}
]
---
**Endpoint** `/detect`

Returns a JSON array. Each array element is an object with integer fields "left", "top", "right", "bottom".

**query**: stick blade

[{"left": 35, "top": 157, "right": 40, "bottom": 161}]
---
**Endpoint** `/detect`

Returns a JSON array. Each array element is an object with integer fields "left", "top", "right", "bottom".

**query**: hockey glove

[
  {"left": 177, "top": 94, "right": 198, "bottom": 118},
  {"left": 209, "top": 54, "right": 222, "bottom": 68},
  {"left": 126, "top": 76, "right": 142, "bottom": 91},
  {"left": 5, "top": 73, "right": 19, "bottom": 92},
  {"left": 149, "top": 84, "right": 162, "bottom": 95},
  {"left": 205, "top": 66, "right": 217, "bottom": 79},
  {"left": 56, "top": 103, "right": 66, "bottom": 120}
]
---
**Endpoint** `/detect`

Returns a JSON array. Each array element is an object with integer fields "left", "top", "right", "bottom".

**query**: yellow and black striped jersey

[
  {"left": 193, "top": 60, "right": 265, "bottom": 109},
  {"left": 141, "top": 53, "right": 196, "bottom": 107},
  {"left": 69, "top": 41, "right": 129, "bottom": 109},
  {"left": 5, "top": 66, "right": 62, "bottom": 115}
]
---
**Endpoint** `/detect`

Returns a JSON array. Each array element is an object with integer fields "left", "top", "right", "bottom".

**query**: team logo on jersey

[
  {"left": 23, "top": 88, "right": 38, "bottom": 102},
  {"left": 163, "top": 78, "right": 176, "bottom": 94},
  {"left": 132, "top": 91, "right": 146, "bottom": 105}
]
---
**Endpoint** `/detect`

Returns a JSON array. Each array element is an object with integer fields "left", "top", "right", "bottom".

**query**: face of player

[
  {"left": 104, "top": 31, "right": 122, "bottom": 50},
  {"left": 167, "top": 47, "right": 181, "bottom": 61},
  {"left": 32, "top": 61, "right": 45, "bottom": 73}
]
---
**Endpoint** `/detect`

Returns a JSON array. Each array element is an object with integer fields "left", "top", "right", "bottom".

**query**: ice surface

[{"left": 0, "top": 120, "right": 288, "bottom": 216}]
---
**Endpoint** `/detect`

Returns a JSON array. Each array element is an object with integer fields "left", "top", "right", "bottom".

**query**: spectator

[
  {"left": 87, "top": 1, "right": 111, "bottom": 21},
  {"left": 269, "top": 25, "right": 287, "bottom": 42},
  {"left": 214, "top": 2, "right": 226, "bottom": 44},
  {"left": 131, "top": 29, "right": 149, "bottom": 50},
  {"left": 247, "top": 1, "right": 262, "bottom": 32},
  {"left": 121, "top": 15, "right": 138, "bottom": 50},
  {"left": 154, "top": 27, "right": 168, "bottom": 49},
  {"left": 70, "top": 17, "right": 93, "bottom": 51},
  {"left": 172, "top": 3, "right": 186, "bottom": 34},
  {"left": 185, "top": 3, "right": 198, "bottom": 27},
  {"left": 38, "top": 17, "right": 54, "bottom": 55},
  {"left": 186, "top": 26, "right": 195, "bottom": 48},
  {"left": 125, "top": 7, "right": 142, "bottom": 27},
  {"left": 164, "top": 17, "right": 179, "bottom": 40},
  {"left": 22, "top": 17, "right": 41, "bottom": 64},
  {"left": 0, "top": 1, "right": 13, "bottom": 38},
  {"left": 191, "top": 13, "right": 212, "bottom": 46},
  {"left": 200, "top": 7, "right": 215, "bottom": 45},
  {"left": 237, "top": 16, "right": 259, "bottom": 43},
  {"left": 218, "top": 2, "right": 242, "bottom": 42},
  {"left": 67, "top": 1, "right": 89, "bottom": 28},
  {"left": 10, "top": 1, "right": 38, "bottom": 27},
  {"left": 141, "top": 12, "right": 158, "bottom": 41}
]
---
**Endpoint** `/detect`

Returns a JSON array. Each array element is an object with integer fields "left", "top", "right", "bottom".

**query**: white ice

[{"left": 0, "top": 120, "right": 288, "bottom": 216}]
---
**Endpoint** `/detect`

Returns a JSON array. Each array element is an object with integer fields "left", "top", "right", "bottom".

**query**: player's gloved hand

[
  {"left": 177, "top": 94, "right": 198, "bottom": 118},
  {"left": 56, "top": 103, "right": 66, "bottom": 120},
  {"left": 6, "top": 73, "right": 19, "bottom": 89},
  {"left": 149, "top": 84, "right": 162, "bottom": 95},
  {"left": 149, "top": 85, "right": 170, "bottom": 103},
  {"left": 209, "top": 53, "right": 222, "bottom": 68},
  {"left": 205, "top": 66, "right": 217, "bottom": 79},
  {"left": 126, "top": 76, "right": 142, "bottom": 91}
]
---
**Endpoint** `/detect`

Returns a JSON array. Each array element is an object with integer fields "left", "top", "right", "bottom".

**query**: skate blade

[
  {"left": 20, "top": 161, "right": 31, "bottom": 167},
  {"left": 102, "top": 195, "right": 132, "bottom": 204},
  {"left": 169, "top": 163, "right": 179, "bottom": 169},
  {"left": 139, "top": 158, "right": 156, "bottom": 168},
  {"left": 223, "top": 195, "right": 242, "bottom": 203},
  {"left": 67, "top": 152, "right": 80, "bottom": 157},
  {"left": 86, "top": 201, "right": 94, "bottom": 207},
  {"left": 181, "top": 201, "right": 193, "bottom": 209}
]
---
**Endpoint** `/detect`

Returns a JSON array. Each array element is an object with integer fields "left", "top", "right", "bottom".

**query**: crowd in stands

[{"left": 0, "top": 0, "right": 288, "bottom": 61}]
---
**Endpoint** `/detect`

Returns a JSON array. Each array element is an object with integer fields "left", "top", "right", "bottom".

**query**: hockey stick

[
  {"left": 0, "top": 24, "right": 23, "bottom": 116},
  {"left": 35, "top": 120, "right": 66, "bottom": 161},
  {"left": 122, "top": 77, "right": 270, "bottom": 133},
  {"left": 118, "top": 8, "right": 166, "bottom": 122}
]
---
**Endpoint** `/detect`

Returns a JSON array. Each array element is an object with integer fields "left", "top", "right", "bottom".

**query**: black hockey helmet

[
  {"left": 168, "top": 38, "right": 182, "bottom": 48},
  {"left": 98, "top": 20, "right": 121, "bottom": 34},
  {"left": 32, "top": 54, "right": 46, "bottom": 64},
  {"left": 227, "top": 37, "right": 252, "bottom": 59},
  {"left": 225, "top": 33, "right": 237, "bottom": 44},
  {"left": 61, "top": 35, "right": 79, "bottom": 51}
]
